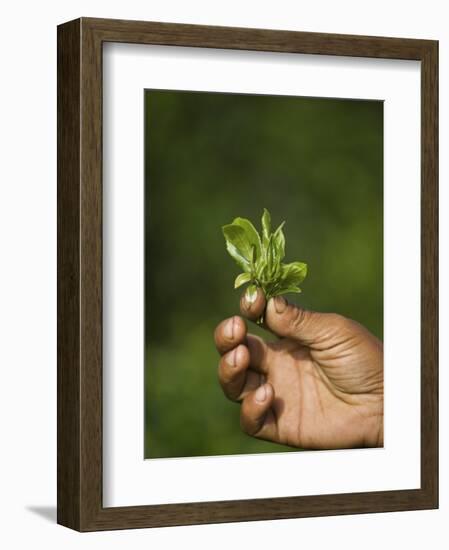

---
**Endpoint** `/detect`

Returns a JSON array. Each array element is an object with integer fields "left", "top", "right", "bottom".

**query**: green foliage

[{"left": 223, "top": 209, "right": 308, "bottom": 304}]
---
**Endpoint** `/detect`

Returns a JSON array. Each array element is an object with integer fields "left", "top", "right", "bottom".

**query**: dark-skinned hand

[{"left": 214, "top": 289, "right": 383, "bottom": 449}]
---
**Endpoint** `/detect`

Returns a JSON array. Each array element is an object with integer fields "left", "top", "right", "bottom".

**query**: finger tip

[
  {"left": 264, "top": 382, "right": 274, "bottom": 400},
  {"left": 265, "top": 296, "right": 288, "bottom": 324},
  {"left": 214, "top": 316, "right": 247, "bottom": 352},
  {"left": 234, "top": 343, "right": 250, "bottom": 367},
  {"left": 240, "top": 287, "right": 266, "bottom": 321},
  {"left": 254, "top": 382, "right": 274, "bottom": 405},
  {"left": 232, "top": 315, "right": 247, "bottom": 339}
]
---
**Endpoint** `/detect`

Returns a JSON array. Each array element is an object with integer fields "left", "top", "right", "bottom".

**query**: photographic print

[{"left": 144, "top": 90, "right": 384, "bottom": 459}]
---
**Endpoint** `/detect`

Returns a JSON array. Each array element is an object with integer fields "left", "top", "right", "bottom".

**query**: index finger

[{"left": 240, "top": 286, "right": 267, "bottom": 322}]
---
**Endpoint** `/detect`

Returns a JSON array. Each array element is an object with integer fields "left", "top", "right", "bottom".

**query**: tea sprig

[{"left": 222, "top": 209, "right": 307, "bottom": 320}]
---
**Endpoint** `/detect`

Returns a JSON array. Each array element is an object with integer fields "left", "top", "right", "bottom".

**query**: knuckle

[
  {"left": 326, "top": 313, "right": 352, "bottom": 331},
  {"left": 288, "top": 305, "right": 309, "bottom": 331},
  {"left": 327, "top": 312, "right": 345, "bottom": 325}
]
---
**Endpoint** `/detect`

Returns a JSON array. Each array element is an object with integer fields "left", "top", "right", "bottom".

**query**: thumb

[{"left": 265, "top": 296, "right": 325, "bottom": 345}]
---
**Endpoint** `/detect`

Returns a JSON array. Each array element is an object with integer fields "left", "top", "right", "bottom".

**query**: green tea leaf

[
  {"left": 266, "top": 234, "right": 274, "bottom": 274},
  {"left": 223, "top": 209, "right": 308, "bottom": 307},
  {"left": 245, "top": 283, "right": 259, "bottom": 304},
  {"left": 273, "top": 221, "right": 286, "bottom": 261},
  {"left": 271, "top": 237, "right": 282, "bottom": 279},
  {"left": 222, "top": 224, "right": 252, "bottom": 272},
  {"left": 256, "top": 256, "right": 267, "bottom": 281},
  {"left": 231, "top": 217, "right": 261, "bottom": 261},
  {"left": 250, "top": 244, "right": 257, "bottom": 266},
  {"left": 281, "top": 262, "right": 307, "bottom": 287},
  {"left": 234, "top": 272, "right": 252, "bottom": 289},
  {"left": 261, "top": 208, "right": 271, "bottom": 246},
  {"left": 275, "top": 285, "right": 302, "bottom": 296}
]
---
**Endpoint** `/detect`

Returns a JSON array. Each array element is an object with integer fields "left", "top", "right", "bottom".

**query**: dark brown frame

[{"left": 57, "top": 17, "right": 438, "bottom": 531}]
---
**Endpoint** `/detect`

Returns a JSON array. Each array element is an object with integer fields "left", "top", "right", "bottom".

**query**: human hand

[{"left": 214, "top": 290, "right": 383, "bottom": 449}]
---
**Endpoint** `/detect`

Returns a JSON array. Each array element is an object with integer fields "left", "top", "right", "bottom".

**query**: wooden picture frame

[{"left": 57, "top": 17, "right": 438, "bottom": 531}]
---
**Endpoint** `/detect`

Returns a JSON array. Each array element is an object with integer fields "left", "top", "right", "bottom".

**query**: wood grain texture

[
  {"left": 420, "top": 41, "right": 439, "bottom": 503},
  {"left": 57, "top": 18, "right": 81, "bottom": 531},
  {"left": 84, "top": 16, "right": 433, "bottom": 59},
  {"left": 57, "top": 17, "right": 439, "bottom": 532}
]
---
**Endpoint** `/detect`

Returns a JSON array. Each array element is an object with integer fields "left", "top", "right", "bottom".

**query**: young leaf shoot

[{"left": 222, "top": 209, "right": 308, "bottom": 321}]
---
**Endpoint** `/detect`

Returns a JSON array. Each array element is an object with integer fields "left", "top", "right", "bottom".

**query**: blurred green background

[{"left": 144, "top": 90, "right": 383, "bottom": 458}]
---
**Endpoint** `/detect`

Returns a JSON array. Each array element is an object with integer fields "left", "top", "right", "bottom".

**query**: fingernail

[
  {"left": 224, "top": 317, "right": 235, "bottom": 339},
  {"left": 226, "top": 348, "right": 236, "bottom": 367},
  {"left": 274, "top": 296, "right": 287, "bottom": 314},
  {"left": 255, "top": 384, "right": 267, "bottom": 403},
  {"left": 245, "top": 285, "right": 258, "bottom": 305}
]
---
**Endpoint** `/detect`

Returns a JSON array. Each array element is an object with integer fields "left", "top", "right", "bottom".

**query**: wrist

[
  {"left": 364, "top": 405, "right": 383, "bottom": 448},
  {"left": 375, "top": 413, "right": 384, "bottom": 447}
]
